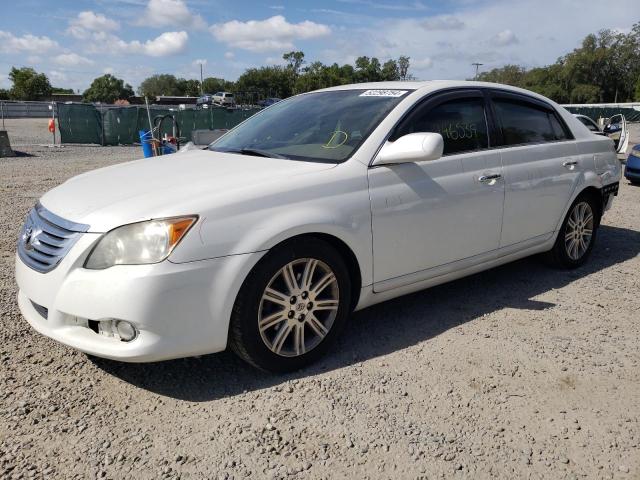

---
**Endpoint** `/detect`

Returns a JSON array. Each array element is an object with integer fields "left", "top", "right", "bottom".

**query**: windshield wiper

[{"left": 219, "top": 148, "right": 289, "bottom": 159}]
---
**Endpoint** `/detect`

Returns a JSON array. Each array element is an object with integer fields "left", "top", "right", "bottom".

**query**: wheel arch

[{"left": 258, "top": 232, "right": 363, "bottom": 312}]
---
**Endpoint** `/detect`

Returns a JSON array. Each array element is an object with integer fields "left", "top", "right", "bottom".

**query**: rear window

[
  {"left": 493, "top": 99, "right": 567, "bottom": 145},
  {"left": 225, "top": 93, "right": 234, "bottom": 98}
]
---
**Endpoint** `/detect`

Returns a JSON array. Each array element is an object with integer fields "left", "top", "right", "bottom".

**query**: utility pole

[
  {"left": 472, "top": 62, "right": 483, "bottom": 80},
  {"left": 200, "top": 63, "right": 204, "bottom": 95}
]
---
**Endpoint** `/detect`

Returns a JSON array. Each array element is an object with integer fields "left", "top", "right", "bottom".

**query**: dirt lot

[{"left": 1, "top": 119, "right": 639, "bottom": 479}]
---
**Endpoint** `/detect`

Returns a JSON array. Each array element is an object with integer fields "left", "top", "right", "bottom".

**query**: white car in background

[
  {"left": 16, "top": 81, "right": 621, "bottom": 371},
  {"left": 213, "top": 91, "right": 235, "bottom": 106}
]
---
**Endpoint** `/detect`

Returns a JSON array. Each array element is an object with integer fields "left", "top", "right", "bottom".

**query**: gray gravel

[{"left": 1, "top": 119, "right": 639, "bottom": 479}]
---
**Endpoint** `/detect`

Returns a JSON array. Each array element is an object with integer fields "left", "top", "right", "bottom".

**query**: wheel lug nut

[
  {"left": 290, "top": 296, "right": 296, "bottom": 304},
  {"left": 307, "top": 302, "right": 313, "bottom": 309},
  {"left": 297, "top": 314, "right": 305, "bottom": 322},
  {"left": 288, "top": 311, "right": 295, "bottom": 319},
  {"left": 301, "top": 291, "right": 308, "bottom": 299}
]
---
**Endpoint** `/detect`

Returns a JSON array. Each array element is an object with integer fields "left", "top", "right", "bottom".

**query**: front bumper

[{"left": 16, "top": 235, "right": 265, "bottom": 362}]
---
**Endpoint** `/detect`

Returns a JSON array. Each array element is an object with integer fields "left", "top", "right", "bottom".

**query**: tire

[
  {"left": 546, "top": 193, "right": 600, "bottom": 269},
  {"left": 229, "top": 237, "right": 351, "bottom": 372}
]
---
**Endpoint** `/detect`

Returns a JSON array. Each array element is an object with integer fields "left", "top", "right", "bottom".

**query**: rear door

[
  {"left": 368, "top": 90, "right": 505, "bottom": 288},
  {"left": 489, "top": 91, "right": 579, "bottom": 247}
]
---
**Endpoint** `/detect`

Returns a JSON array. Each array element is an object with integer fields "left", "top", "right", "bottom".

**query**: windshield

[{"left": 209, "top": 89, "right": 411, "bottom": 162}]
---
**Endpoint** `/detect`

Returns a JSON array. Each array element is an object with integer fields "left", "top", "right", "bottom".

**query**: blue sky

[{"left": 0, "top": 0, "right": 635, "bottom": 93}]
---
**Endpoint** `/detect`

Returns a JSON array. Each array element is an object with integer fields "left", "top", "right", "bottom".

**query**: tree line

[
  {"left": 2, "top": 22, "right": 638, "bottom": 104},
  {"left": 477, "top": 22, "right": 640, "bottom": 103}
]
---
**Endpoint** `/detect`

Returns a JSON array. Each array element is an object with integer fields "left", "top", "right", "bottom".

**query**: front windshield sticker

[{"left": 359, "top": 90, "right": 408, "bottom": 97}]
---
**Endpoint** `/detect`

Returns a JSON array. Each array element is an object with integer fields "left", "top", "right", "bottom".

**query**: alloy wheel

[
  {"left": 258, "top": 258, "right": 340, "bottom": 357},
  {"left": 564, "top": 201, "right": 594, "bottom": 261}
]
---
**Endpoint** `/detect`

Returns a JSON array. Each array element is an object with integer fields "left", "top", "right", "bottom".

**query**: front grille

[{"left": 17, "top": 202, "right": 90, "bottom": 273}]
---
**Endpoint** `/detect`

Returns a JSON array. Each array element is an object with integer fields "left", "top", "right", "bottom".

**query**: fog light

[
  {"left": 115, "top": 321, "right": 137, "bottom": 342},
  {"left": 97, "top": 319, "right": 138, "bottom": 342}
]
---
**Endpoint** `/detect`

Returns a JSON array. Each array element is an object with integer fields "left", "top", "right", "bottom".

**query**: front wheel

[
  {"left": 229, "top": 238, "right": 351, "bottom": 372},
  {"left": 546, "top": 194, "right": 600, "bottom": 268}
]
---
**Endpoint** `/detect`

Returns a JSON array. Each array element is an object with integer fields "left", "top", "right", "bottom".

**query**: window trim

[
  {"left": 488, "top": 90, "right": 574, "bottom": 148},
  {"left": 369, "top": 86, "right": 575, "bottom": 168}
]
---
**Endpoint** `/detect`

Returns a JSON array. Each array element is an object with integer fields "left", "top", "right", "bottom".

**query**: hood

[{"left": 40, "top": 150, "right": 335, "bottom": 232}]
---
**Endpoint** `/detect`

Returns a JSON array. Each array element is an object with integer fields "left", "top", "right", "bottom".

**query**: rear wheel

[
  {"left": 229, "top": 238, "right": 351, "bottom": 372},
  {"left": 547, "top": 194, "right": 600, "bottom": 268}
]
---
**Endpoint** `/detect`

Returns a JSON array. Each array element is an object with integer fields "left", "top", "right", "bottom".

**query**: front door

[{"left": 368, "top": 91, "right": 505, "bottom": 289}]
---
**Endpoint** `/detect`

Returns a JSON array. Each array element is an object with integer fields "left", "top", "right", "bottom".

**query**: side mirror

[{"left": 373, "top": 132, "right": 444, "bottom": 166}]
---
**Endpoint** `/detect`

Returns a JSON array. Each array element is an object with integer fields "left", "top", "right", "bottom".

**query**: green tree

[
  {"left": 635, "top": 78, "right": 640, "bottom": 101},
  {"left": 283, "top": 51, "right": 305, "bottom": 76},
  {"left": 51, "top": 87, "right": 74, "bottom": 94},
  {"left": 138, "top": 74, "right": 183, "bottom": 97},
  {"left": 569, "top": 84, "right": 601, "bottom": 103},
  {"left": 398, "top": 56, "right": 411, "bottom": 81},
  {"left": 202, "top": 77, "right": 233, "bottom": 93},
  {"left": 477, "top": 64, "right": 527, "bottom": 86},
  {"left": 83, "top": 74, "right": 134, "bottom": 103},
  {"left": 177, "top": 78, "right": 201, "bottom": 97},
  {"left": 235, "top": 66, "right": 294, "bottom": 98},
  {"left": 381, "top": 60, "right": 400, "bottom": 81},
  {"left": 0, "top": 88, "right": 9, "bottom": 100},
  {"left": 8, "top": 67, "right": 52, "bottom": 100}
]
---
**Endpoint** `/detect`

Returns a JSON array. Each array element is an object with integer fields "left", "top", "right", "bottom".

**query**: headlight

[{"left": 85, "top": 216, "right": 197, "bottom": 269}]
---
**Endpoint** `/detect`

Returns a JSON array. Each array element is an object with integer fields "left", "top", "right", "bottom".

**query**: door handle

[
  {"left": 478, "top": 173, "right": 502, "bottom": 183},
  {"left": 563, "top": 160, "right": 579, "bottom": 169}
]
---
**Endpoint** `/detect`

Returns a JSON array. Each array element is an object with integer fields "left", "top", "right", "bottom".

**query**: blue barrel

[{"left": 139, "top": 130, "right": 153, "bottom": 158}]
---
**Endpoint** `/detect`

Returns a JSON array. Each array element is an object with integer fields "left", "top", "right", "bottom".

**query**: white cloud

[
  {"left": 422, "top": 16, "right": 464, "bottom": 31},
  {"left": 54, "top": 53, "right": 94, "bottom": 66},
  {"left": 491, "top": 29, "right": 519, "bottom": 47},
  {"left": 48, "top": 70, "right": 68, "bottom": 84},
  {"left": 0, "top": 31, "right": 59, "bottom": 53},
  {"left": 265, "top": 56, "right": 286, "bottom": 65},
  {"left": 224, "top": 51, "right": 235, "bottom": 60},
  {"left": 139, "top": 31, "right": 189, "bottom": 56},
  {"left": 325, "top": 0, "right": 639, "bottom": 81},
  {"left": 193, "top": 58, "right": 207, "bottom": 66},
  {"left": 412, "top": 57, "right": 433, "bottom": 69},
  {"left": 84, "top": 31, "right": 188, "bottom": 57},
  {"left": 142, "top": 0, "right": 206, "bottom": 29},
  {"left": 210, "top": 15, "right": 330, "bottom": 52},
  {"left": 67, "top": 11, "right": 119, "bottom": 39}
]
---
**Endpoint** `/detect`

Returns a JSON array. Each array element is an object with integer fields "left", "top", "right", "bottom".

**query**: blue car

[
  {"left": 257, "top": 97, "right": 282, "bottom": 108},
  {"left": 625, "top": 144, "right": 640, "bottom": 185}
]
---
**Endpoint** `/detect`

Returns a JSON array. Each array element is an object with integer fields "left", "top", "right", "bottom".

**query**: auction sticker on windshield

[{"left": 359, "top": 90, "right": 408, "bottom": 97}]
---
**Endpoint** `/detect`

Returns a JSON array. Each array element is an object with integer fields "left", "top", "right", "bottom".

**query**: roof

[{"left": 315, "top": 80, "right": 564, "bottom": 108}]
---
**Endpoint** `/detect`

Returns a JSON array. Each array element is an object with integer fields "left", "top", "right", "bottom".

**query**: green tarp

[{"left": 57, "top": 103, "right": 260, "bottom": 146}]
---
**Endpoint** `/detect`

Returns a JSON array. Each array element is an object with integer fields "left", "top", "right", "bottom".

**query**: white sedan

[{"left": 16, "top": 81, "right": 621, "bottom": 371}]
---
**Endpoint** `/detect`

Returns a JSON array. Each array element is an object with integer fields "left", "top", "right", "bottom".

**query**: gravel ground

[{"left": 1, "top": 119, "right": 639, "bottom": 479}]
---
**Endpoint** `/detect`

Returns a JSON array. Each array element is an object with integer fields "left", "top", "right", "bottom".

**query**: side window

[
  {"left": 396, "top": 97, "right": 489, "bottom": 155},
  {"left": 493, "top": 98, "right": 566, "bottom": 145},
  {"left": 549, "top": 114, "right": 569, "bottom": 140}
]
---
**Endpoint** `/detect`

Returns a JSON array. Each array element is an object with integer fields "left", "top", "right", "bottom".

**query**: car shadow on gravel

[{"left": 91, "top": 224, "right": 640, "bottom": 401}]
